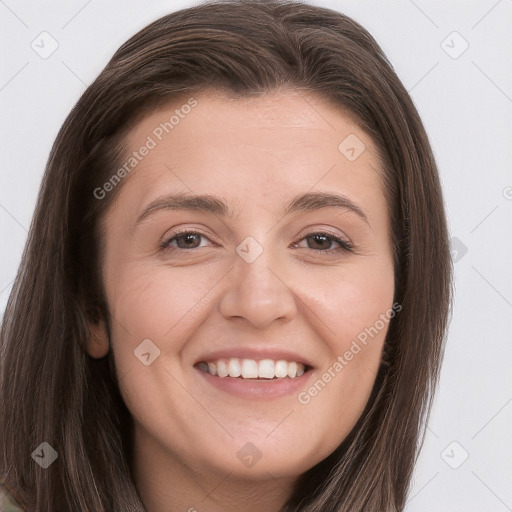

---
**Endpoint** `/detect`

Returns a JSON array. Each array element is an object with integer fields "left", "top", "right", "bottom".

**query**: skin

[{"left": 87, "top": 89, "right": 395, "bottom": 512}]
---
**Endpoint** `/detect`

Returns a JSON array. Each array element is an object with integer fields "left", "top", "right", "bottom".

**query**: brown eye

[
  {"left": 294, "top": 232, "right": 353, "bottom": 253},
  {"left": 306, "top": 233, "right": 334, "bottom": 250},
  {"left": 175, "top": 233, "right": 202, "bottom": 249},
  {"left": 161, "top": 231, "right": 210, "bottom": 251}
]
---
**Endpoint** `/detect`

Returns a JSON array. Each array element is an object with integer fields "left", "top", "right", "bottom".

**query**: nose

[{"left": 218, "top": 246, "right": 298, "bottom": 329}]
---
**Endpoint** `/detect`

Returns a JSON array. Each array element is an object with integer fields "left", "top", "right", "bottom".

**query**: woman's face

[{"left": 88, "top": 90, "right": 395, "bottom": 487}]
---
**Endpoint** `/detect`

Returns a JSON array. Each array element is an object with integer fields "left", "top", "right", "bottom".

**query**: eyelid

[{"left": 294, "top": 225, "right": 351, "bottom": 243}]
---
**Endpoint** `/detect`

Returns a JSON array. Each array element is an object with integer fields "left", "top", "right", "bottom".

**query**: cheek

[
  {"left": 104, "top": 258, "right": 235, "bottom": 390},
  {"left": 294, "top": 257, "right": 394, "bottom": 443},
  {"left": 106, "top": 261, "right": 218, "bottom": 339},
  {"left": 104, "top": 262, "right": 221, "bottom": 421},
  {"left": 305, "top": 256, "right": 395, "bottom": 350}
]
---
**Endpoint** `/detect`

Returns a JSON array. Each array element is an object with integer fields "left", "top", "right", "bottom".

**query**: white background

[{"left": 1, "top": 1, "right": 511, "bottom": 510}]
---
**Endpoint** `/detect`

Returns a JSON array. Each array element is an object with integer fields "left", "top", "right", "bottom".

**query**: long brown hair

[{"left": 0, "top": 1, "right": 453, "bottom": 510}]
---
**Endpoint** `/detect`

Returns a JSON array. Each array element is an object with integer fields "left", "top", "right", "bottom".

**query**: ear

[{"left": 86, "top": 319, "right": 110, "bottom": 359}]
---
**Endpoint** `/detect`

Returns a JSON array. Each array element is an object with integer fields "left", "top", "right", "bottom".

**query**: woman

[{"left": 0, "top": 1, "right": 453, "bottom": 510}]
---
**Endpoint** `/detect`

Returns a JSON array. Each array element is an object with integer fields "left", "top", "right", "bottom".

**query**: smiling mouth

[{"left": 195, "top": 358, "right": 311, "bottom": 379}]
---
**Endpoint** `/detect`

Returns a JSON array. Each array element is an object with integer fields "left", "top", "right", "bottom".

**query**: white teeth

[
  {"left": 241, "top": 359, "right": 259, "bottom": 378},
  {"left": 287, "top": 361, "right": 298, "bottom": 378},
  {"left": 197, "top": 358, "right": 307, "bottom": 379},
  {"left": 258, "top": 359, "right": 275, "bottom": 379},
  {"left": 217, "top": 360, "right": 228, "bottom": 378},
  {"left": 274, "top": 360, "right": 288, "bottom": 378},
  {"left": 228, "top": 358, "right": 241, "bottom": 377}
]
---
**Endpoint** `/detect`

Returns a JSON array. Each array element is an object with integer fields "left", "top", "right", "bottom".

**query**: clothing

[{"left": 0, "top": 483, "right": 25, "bottom": 512}]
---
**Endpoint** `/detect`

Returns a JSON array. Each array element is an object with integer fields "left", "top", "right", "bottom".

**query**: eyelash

[{"left": 160, "top": 229, "right": 353, "bottom": 254}]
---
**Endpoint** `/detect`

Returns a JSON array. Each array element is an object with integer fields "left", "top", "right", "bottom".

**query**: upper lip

[{"left": 194, "top": 347, "right": 314, "bottom": 368}]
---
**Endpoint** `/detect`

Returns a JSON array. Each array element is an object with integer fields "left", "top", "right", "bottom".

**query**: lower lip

[{"left": 195, "top": 367, "right": 313, "bottom": 399}]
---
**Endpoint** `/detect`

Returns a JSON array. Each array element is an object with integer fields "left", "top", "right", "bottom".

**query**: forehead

[
  {"left": 110, "top": 89, "right": 387, "bottom": 221},
  {"left": 127, "top": 89, "right": 369, "bottom": 143}
]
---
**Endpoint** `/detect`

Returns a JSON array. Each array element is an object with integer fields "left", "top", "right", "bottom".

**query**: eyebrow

[{"left": 135, "top": 191, "right": 369, "bottom": 226}]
